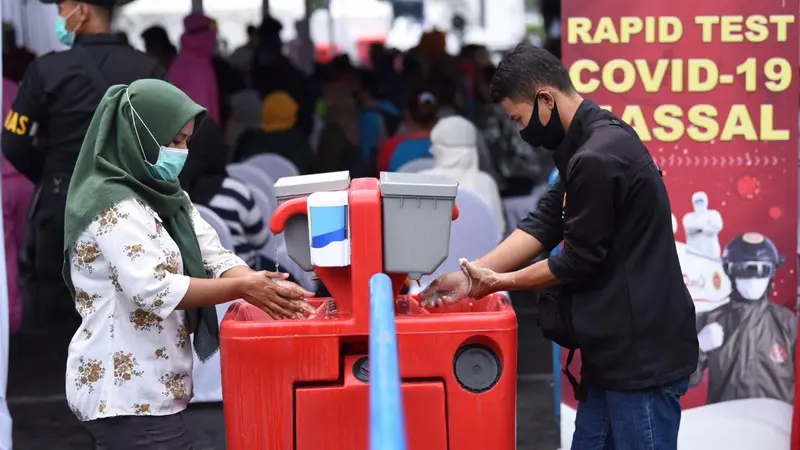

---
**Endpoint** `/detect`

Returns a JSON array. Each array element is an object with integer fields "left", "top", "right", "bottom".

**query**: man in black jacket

[{"left": 420, "top": 44, "right": 698, "bottom": 449}]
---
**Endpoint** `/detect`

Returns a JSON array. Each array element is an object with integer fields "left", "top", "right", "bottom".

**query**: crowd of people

[
  {"left": 1, "top": 6, "right": 555, "bottom": 333},
  {"left": 0, "top": 0, "right": 554, "bottom": 446}
]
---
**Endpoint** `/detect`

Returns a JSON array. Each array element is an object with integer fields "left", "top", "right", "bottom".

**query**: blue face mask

[
  {"left": 126, "top": 89, "right": 189, "bottom": 182},
  {"left": 55, "top": 8, "right": 80, "bottom": 47},
  {"left": 148, "top": 147, "right": 189, "bottom": 182}
]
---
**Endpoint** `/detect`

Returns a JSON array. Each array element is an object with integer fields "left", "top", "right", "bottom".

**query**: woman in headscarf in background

[
  {"left": 63, "top": 79, "right": 312, "bottom": 448},
  {"left": 168, "top": 13, "right": 221, "bottom": 124},
  {"left": 2, "top": 77, "right": 33, "bottom": 334},
  {"left": 234, "top": 91, "right": 312, "bottom": 174},
  {"left": 418, "top": 116, "right": 505, "bottom": 241}
]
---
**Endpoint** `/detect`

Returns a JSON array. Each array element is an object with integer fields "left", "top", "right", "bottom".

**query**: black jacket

[
  {"left": 2, "top": 34, "right": 167, "bottom": 184},
  {"left": 519, "top": 100, "right": 699, "bottom": 390}
]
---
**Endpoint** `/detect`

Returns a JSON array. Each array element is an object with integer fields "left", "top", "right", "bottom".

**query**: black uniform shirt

[
  {"left": 2, "top": 34, "right": 167, "bottom": 184},
  {"left": 518, "top": 100, "right": 699, "bottom": 390}
]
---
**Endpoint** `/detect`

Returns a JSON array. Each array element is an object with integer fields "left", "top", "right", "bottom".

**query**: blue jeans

[{"left": 571, "top": 377, "right": 689, "bottom": 450}]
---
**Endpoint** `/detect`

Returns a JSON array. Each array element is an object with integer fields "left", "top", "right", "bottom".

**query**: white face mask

[{"left": 734, "top": 278, "right": 770, "bottom": 300}]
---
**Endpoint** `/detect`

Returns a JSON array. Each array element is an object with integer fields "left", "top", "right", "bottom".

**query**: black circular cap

[
  {"left": 353, "top": 357, "right": 369, "bottom": 383},
  {"left": 454, "top": 345, "right": 501, "bottom": 393}
]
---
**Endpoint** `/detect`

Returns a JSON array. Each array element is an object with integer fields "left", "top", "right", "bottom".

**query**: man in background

[
  {"left": 3, "top": 0, "right": 167, "bottom": 326},
  {"left": 251, "top": 16, "right": 315, "bottom": 135},
  {"left": 141, "top": 25, "right": 177, "bottom": 72}
]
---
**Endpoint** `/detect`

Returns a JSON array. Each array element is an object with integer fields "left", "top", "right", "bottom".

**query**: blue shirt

[{"left": 387, "top": 138, "right": 432, "bottom": 172}]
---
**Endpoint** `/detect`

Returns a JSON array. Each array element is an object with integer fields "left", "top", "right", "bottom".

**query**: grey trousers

[{"left": 84, "top": 412, "right": 193, "bottom": 450}]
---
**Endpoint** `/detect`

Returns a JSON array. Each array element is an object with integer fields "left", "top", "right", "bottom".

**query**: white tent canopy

[{"left": 119, "top": 0, "right": 304, "bottom": 53}]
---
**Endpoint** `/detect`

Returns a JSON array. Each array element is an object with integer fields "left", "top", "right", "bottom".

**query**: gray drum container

[
  {"left": 379, "top": 172, "right": 458, "bottom": 280},
  {"left": 274, "top": 171, "right": 351, "bottom": 271}
]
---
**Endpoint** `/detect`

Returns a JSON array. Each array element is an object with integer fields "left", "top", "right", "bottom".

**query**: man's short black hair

[
  {"left": 490, "top": 43, "right": 573, "bottom": 103},
  {"left": 141, "top": 25, "right": 171, "bottom": 50}
]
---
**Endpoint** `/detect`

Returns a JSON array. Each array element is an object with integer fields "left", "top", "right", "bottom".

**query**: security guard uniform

[{"left": 2, "top": 0, "right": 167, "bottom": 323}]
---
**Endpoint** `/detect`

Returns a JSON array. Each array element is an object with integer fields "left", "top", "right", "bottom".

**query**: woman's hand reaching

[{"left": 240, "top": 271, "right": 315, "bottom": 319}]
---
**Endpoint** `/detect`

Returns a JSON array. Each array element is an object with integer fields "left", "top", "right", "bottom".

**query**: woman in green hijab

[{"left": 63, "top": 79, "right": 314, "bottom": 448}]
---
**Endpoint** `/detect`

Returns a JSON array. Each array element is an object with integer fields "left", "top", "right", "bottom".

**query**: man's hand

[
  {"left": 698, "top": 322, "right": 724, "bottom": 352},
  {"left": 240, "top": 271, "right": 315, "bottom": 319},
  {"left": 459, "top": 259, "right": 504, "bottom": 299},
  {"left": 418, "top": 269, "right": 470, "bottom": 308},
  {"left": 419, "top": 259, "right": 504, "bottom": 307}
]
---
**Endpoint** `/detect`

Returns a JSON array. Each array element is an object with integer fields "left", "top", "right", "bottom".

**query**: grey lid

[
  {"left": 379, "top": 172, "right": 458, "bottom": 198},
  {"left": 274, "top": 171, "right": 351, "bottom": 198}
]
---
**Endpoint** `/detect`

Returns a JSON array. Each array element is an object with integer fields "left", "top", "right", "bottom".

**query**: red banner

[{"left": 560, "top": 1, "right": 798, "bottom": 448}]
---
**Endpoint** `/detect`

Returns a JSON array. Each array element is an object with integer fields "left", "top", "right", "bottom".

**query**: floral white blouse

[{"left": 66, "top": 197, "right": 246, "bottom": 421}]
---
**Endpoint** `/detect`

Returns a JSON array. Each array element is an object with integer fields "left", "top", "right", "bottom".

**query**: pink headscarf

[
  {"left": 167, "top": 13, "right": 221, "bottom": 124},
  {"left": 2, "top": 77, "right": 33, "bottom": 334}
]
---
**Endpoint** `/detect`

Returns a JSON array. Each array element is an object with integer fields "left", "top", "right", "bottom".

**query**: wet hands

[
  {"left": 419, "top": 258, "right": 504, "bottom": 307},
  {"left": 240, "top": 271, "right": 315, "bottom": 319}
]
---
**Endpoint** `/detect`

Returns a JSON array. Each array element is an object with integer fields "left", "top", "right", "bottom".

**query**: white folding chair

[
  {"left": 227, "top": 164, "right": 277, "bottom": 208},
  {"left": 242, "top": 182, "right": 280, "bottom": 257},
  {"left": 245, "top": 153, "right": 300, "bottom": 182},
  {"left": 412, "top": 189, "right": 501, "bottom": 293},
  {"left": 501, "top": 183, "right": 549, "bottom": 236},
  {"left": 396, "top": 158, "right": 435, "bottom": 173},
  {"left": 191, "top": 204, "right": 239, "bottom": 403}
]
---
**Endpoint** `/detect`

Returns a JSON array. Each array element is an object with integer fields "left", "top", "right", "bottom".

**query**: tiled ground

[{"left": 7, "top": 291, "right": 560, "bottom": 449}]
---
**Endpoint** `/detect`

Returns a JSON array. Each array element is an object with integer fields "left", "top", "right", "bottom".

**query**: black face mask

[{"left": 519, "top": 96, "right": 565, "bottom": 150}]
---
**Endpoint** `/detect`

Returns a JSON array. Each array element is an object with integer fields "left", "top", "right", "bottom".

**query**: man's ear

[
  {"left": 539, "top": 90, "right": 556, "bottom": 110},
  {"left": 74, "top": 3, "right": 89, "bottom": 23}
]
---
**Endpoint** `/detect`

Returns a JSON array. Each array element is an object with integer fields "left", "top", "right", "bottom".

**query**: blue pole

[
  {"left": 552, "top": 343, "right": 561, "bottom": 426},
  {"left": 369, "top": 274, "right": 407, "bottom": 450},
  {"left": 547, "top": 168, "right": 562, "bottom": 428}
]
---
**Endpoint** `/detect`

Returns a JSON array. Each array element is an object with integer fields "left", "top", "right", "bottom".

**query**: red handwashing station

[{"left": 219, "top": 172, "right": 518, "bottom": 450}]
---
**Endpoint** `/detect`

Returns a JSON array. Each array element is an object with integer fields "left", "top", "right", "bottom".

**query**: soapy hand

[
  {"left": 418, "top": 259, "right": 503, "bottom": 307},
  {"left": 698, "top": 322, "right": 724, "bottom": 352},
  {"left": 241, "top": 271, "right": 315, "bottom": 319},
  {"left": 458, "top": 259, "right": 504, "bottom": 300}
]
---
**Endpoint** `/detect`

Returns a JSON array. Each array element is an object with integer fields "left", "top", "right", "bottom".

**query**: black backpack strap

[{"left": 563, "top": 348, "right": 586, "bottom": 401}]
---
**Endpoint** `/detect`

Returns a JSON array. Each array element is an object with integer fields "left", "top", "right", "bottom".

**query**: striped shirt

[{"left": 207, "top": 177, "right": 269, "bottom": 265}]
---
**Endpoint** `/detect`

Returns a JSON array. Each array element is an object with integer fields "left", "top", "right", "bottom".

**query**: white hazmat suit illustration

[{"left": 682, "top": 192, "right": 724, "bottom": 258}]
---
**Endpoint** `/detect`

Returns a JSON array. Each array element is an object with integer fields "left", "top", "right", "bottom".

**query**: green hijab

[{"left": 63, "top": 79, "right": 219, "bottom": 362}]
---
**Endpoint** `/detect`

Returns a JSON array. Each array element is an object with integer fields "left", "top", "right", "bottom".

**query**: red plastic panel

[{"left": 295, "top": 357, "right": 448, "bottom": 450}]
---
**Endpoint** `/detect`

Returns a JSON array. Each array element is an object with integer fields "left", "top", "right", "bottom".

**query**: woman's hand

[{"left": 240, "top": 271, "right": 315, "bottom": 319}]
